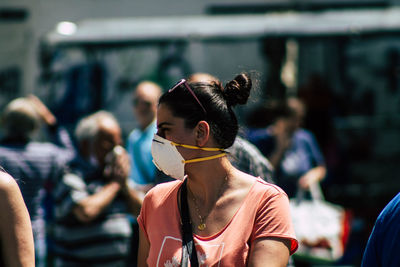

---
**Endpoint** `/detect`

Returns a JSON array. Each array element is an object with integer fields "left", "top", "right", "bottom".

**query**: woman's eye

[{"left": 157, "top": 129, "right": 166, "bottom": 138}]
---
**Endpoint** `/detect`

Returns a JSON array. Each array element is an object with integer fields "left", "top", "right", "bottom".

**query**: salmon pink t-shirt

[{"left": 137, "top": 177, "right": 298, "bottom": 266}]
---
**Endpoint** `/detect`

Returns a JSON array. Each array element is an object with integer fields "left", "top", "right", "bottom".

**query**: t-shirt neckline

[{"left": 176, "top": 177, "right": 259, "bottom": 241}]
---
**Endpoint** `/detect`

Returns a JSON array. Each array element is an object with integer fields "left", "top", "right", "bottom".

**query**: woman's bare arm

[
  {"left": 0, "top": 172, "right": 35, "bottom": 267},
  {"left": 137, "top": 226, "right": 150, "bottom": 267},
  {"left": 248, "top": 237, "right": 291, "bottom": 267}
]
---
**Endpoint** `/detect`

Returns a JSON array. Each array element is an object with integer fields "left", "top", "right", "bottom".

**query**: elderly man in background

[
  {"left": 0, "top": 95, "right": 76, "bottom": 267},
  {"left": 126, "top": 81, "right": 162, "bottom": 196},
  {"left": 53, "top": 111, "right": 142, "bottom": 267}
]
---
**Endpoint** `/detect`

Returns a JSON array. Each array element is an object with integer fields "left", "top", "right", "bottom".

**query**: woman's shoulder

[
  {"left": 0, "top": 171, "right": 20, "bottom": 204},
  {"left": 236, "top": 171, "right": 287, "bottom": 200},
  {"left": 252, "top": 177, "right": 287, "bottom": 197},
  {"left": 144, "top": 180, "right": 182, "bottom": 206},
  {"left": 0, "top": 171, "right": 17, "bottom": 192},
  {"left": 150, "top": 179, "right": 182, "bottom": 192}
]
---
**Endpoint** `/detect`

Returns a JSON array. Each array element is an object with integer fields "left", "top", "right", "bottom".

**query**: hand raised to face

[{"left": 104, "top": 146, "right": 130, "bottom": 185}]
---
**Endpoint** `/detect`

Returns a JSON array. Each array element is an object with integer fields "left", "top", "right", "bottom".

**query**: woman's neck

[{"left": 185, "top": 157, "right": 233, "bottom": 205}]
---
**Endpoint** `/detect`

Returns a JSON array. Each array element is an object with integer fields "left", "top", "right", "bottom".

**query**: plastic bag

[{"left": 289, "top": 183, "right": 350, "bottom": 263}]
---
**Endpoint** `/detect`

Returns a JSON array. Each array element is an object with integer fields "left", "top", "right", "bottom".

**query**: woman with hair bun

[{"left": 137, "top": 73, "right": 298, "bottom": 266}]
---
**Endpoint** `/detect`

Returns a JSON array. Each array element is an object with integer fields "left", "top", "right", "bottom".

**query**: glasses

[{"left": 169, "top": 79, "right": 207, "bottom": 114}]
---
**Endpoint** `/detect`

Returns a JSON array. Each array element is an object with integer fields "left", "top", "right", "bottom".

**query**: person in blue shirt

[
  {"left": 247, "top": 97, "right": 326, "bottom": 198},
  {"left": 126, "top": 81, "right": 162, "bottom": 196},
  {"left": 362, "top": 192, "right": 400, "bottom": 267}
]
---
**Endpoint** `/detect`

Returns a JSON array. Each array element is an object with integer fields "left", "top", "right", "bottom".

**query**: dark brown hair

[{"left": 159, "top": 73, "right": 252, "bottom": 148}]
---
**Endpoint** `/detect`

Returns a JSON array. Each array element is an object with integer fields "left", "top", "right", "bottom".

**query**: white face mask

[{"left": 151, "top": 134, "right": 226, "bottom": 180}]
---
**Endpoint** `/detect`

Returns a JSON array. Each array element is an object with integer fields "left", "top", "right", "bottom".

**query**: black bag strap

[{"left": 180, "top": 178, "right": 199, "bottom": 267}]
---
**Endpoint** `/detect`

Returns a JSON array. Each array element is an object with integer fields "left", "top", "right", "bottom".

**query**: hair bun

[{"left": 223, "top": 73, "right": 252, "bottom": 106}]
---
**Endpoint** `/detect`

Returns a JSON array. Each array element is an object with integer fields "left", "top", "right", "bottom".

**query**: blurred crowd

[{"left": 0, "top": 73, "right": 393, "bottom": 267}]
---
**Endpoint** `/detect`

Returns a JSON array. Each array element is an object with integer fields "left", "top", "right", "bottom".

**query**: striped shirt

[
  {"left": 52, "top": 157, "right": 132, "bottom": 265},
  {"left": 227, "top": 136, "right": 275, "bottom": 183},
  {"left": 0, "top": 126, "right": 75, "bottom": 221}
]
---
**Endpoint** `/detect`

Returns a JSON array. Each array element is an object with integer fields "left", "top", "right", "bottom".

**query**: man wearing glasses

[{"left": 127, "top": 81, "right": 162, "bottom": 196}]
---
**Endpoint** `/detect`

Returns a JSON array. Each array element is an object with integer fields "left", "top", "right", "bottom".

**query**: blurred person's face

[
  {"left": 132, "top": 83, "right": 159, "bottom": 130},
  {"left": 275, "top": 116, "right": 297, "bottom": 137},
  {"left": 188, "top": 73, "right": 219, "bottom": 83},
  {"left": 92, "top": 118, "right": 122, "bottom": 168},
  {"left": 288, "top": 98, "right": 306, "bottom": 129},
  {"left": 286, "top": 116, "right": 298, "bottom": 136},
  {"left": 294, "top": 111, "right": 305, "bottom": 129}
]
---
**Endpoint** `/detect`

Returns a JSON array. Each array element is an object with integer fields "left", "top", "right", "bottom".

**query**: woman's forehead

[
  {"left": 156, "top": 104, "right": 171, "bottom": 122},
  {"left": 157, "top": 103, "right": 172, "bottom": 115},
  {"left": 156, "top": 104, "right": 186, "bottom": 128}
]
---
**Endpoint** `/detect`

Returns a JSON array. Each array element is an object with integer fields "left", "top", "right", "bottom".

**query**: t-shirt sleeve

[
  {"left": 137, "top": 181, "right": 180, "bottom": 244},
  {"left": 252, "top": 188, "right": 298, "bottom": 255},
  {"left": 137, "top": 187, "right": 152, "bottom": 242}
]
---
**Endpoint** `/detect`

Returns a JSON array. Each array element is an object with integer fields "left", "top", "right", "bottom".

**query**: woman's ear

[{"left": 195, "top": 120, "right": 210, "bottom": 146}]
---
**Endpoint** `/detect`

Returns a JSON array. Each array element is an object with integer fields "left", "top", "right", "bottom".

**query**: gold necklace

[{"left": 188, "top": 175, "right": 228, "bottom": 231}]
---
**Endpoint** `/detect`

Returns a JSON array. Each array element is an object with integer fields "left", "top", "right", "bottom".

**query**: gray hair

[
  {"left": 1, "top": 97, "right": 40, "bottom": 139},
  {"left": 74, "top": 110, "right": 119, "bottom": 144}
]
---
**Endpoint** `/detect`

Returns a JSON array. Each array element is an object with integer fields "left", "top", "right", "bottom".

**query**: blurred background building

[{"left": 1, "top": 0, "right": 400, "bottom": 265}]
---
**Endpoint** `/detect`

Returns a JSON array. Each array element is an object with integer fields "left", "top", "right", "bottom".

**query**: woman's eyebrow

[{"left": 157, "top": 122, "right": 173, "bottom": 129}]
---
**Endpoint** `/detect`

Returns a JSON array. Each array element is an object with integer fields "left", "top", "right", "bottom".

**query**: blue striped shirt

[
  {"left": 0, "top": 126, "right": 75, "bottom": 221},
  {"left": 53, "top": 157, "right": 133, "bottom": 264}
]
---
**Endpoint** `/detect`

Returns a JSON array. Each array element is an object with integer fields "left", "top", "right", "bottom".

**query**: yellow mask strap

[
  {"left": 183, "top": 153, "right": 226, "bottom": 164},
  {"left": 170, "top": 142, "right": 224, "bottom": 152}
]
